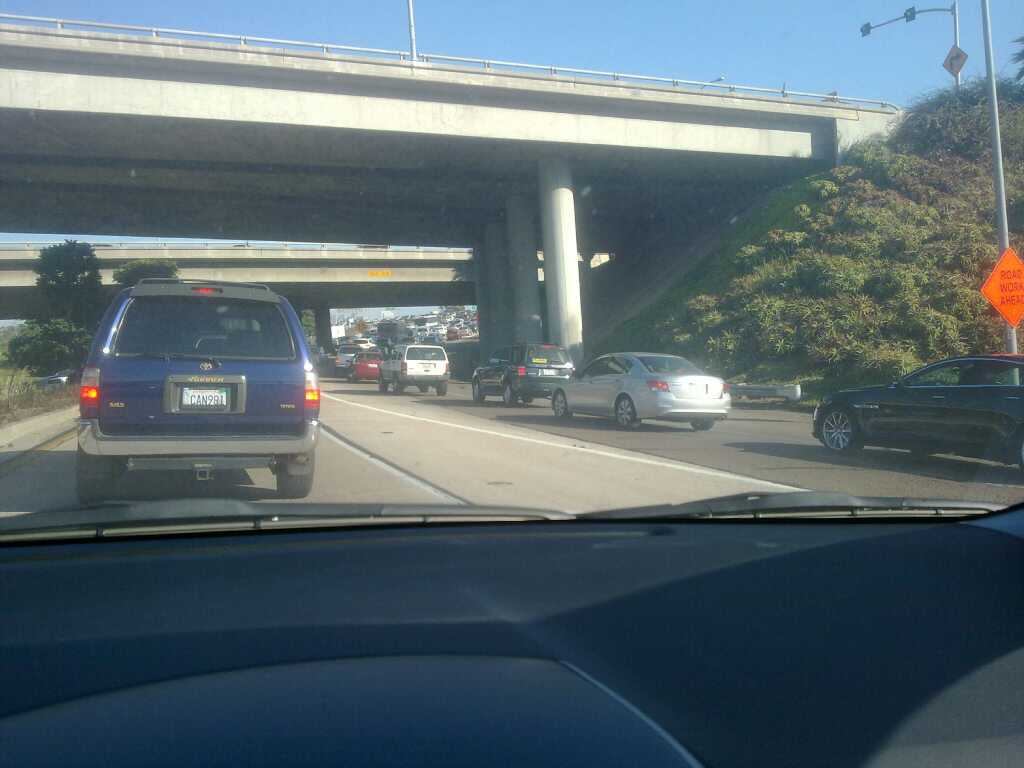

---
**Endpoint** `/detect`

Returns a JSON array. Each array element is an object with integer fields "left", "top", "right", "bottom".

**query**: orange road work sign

[{"left": 981, "top": 247, "right": 1024, "bottom": 327}]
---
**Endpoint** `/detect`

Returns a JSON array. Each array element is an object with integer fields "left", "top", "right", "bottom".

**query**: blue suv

[{"left": 76, "top": 279, "right": 320, "bottom": 503}]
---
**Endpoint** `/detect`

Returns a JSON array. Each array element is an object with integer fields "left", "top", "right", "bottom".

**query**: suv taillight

[
  {"left": 517, "top": 366, "right": 527, "bottom": 377},
  {"left": 80, "top": 366, "right": 101, "bottom": 417},
  {"left": 304, "top": 371, "right": 320, "bottom": 412}
]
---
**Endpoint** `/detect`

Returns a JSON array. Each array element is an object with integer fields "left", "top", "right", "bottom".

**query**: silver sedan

[{"left": 551, "top": 352, "right": 731, "bottom": 430}]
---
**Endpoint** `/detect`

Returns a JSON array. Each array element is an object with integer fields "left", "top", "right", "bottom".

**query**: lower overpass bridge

[{"left": 0, "top": 243, "right": 475, "bottom": 348}]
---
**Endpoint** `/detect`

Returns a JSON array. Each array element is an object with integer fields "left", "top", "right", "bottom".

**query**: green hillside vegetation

[{"left": 598, "top": 79, "right": 1024, "bottom": 396}]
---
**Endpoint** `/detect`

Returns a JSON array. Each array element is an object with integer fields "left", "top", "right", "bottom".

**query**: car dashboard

[{"left": 2, "top": 512, "right": 1022, "bottom": 767}]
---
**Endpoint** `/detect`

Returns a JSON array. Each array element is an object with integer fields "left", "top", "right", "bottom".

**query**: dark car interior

[{"left": 2, "top": 511, "right": 1022, "bottom": 767}]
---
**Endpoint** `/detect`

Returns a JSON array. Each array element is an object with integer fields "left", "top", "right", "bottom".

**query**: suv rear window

[
  {"left": 525, "top": 345, "right": 570, "bottom": 365},
  {"left": 405, "top": 347, "right": 446, "bottom": 361},
  {"left": 114, "top": 296, "right": 295, "bottom": 359}
]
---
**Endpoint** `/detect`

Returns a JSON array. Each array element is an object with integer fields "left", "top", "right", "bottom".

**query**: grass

[{"left": 0, "top": 367, "right": 77, "bottom": 429}]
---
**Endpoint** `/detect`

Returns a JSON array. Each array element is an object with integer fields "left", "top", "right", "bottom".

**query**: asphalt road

[{"left": 2, "top": 377, "right": 1022, "bottom": 519}]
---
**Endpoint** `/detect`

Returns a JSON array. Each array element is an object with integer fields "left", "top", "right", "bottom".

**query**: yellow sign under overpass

[{"left": 367, "top": 269, "right": 393, "bottom": 278}]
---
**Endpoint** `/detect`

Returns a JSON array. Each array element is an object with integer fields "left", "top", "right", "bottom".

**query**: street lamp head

[
  {"left": 904, "top": 6, "right": 917, "bottom": 22},
  {"left": 860, "top": 22, "right": 872, "bottom": 37}
]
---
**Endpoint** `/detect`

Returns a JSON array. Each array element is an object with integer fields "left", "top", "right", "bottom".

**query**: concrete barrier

[{"left": 730, "top": 383, "right": 802, "bottom": 402}]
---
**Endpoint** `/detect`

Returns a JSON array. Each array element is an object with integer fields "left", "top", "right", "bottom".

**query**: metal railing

[
  {"left": 0, "top": 12, "right": 897, "bottom": 110},
  {"left": 0, "top": 241, "right": 471, "bottom": 252}
]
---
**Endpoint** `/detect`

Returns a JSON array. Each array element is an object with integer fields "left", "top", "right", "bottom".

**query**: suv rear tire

[
  {"left": 75, "top": 448, "right": 120, "bottom": 505},
  {"left": 277, "top": 452, "right": 316, "bottom": 499},
  {"left": 436, "top": 382, "right": 448, "bottom": 396}
]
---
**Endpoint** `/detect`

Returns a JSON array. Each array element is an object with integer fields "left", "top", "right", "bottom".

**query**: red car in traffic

[{"left": 352, "top": 351, "right": 383, "bottom": 382}]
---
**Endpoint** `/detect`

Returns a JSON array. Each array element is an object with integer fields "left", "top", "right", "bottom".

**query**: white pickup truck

[{"left": 379, "top": 344, "right": 449, "bottom": 395}]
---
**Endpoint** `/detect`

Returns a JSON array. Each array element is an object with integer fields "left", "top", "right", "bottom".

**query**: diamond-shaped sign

[
  {"left": 943, "top": 45, "right": 968, "bottom": 78},
  {"left": 981, "top": 248, "right": 1024, "bottom": 327}
]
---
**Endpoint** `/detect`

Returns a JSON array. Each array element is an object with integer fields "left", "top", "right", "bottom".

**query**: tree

[
  {"left": 6, "top": 319, "right": 92, "bottom": 376},
  {"left": 34, "top": 240, "right": 104, "bottom": 330},
  {"left": 1015, "top": 35, "right": 1024, "bottom": 81},
  {"left": 113, "top": 258, "right": 179, "bottom": 286}
]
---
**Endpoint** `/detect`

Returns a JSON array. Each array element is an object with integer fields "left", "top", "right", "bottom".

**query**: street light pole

[
  {"left": 860, "top": 4, "right": 961, "bottom": 89},
  {"left": 406, "top": 0, "right": 418, "bottom": 64},
  {"left": 952, "top": 1, "right": 961, "bottom": 89},
  {"left": 980, "top": 0, "right": 1015, "bottom": 352}
]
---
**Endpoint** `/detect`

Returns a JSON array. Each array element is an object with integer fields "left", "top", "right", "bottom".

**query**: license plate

[
  {"left": 541, "top": 369, "right": 557, "bottom": 376},
  {"left": 181, "top": 387, "right": 229, "bottom": 410}
]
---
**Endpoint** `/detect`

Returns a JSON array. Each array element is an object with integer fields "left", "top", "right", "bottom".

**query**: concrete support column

[
  {"left": 538, "top": 157, "right": 584, "bottom": 363},
  {"left": 472, "top": 240, "right": 492, "bottom": 363},
  {"left": 484, "top": 219, "right": 513, "bottom": 353},
  {"left": 578, "top": 253, "right": 593, "bottom": 339},
  {"left": 505, "top": 193, "right": 543, "bottom": 344},
  {"left": 313, "top": 305, "right": 334, "bottom": 353}
]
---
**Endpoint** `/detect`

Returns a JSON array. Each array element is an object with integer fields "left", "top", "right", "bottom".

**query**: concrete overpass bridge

[
  {"left": 0, "top": 243, "right": 475, "bottom": 343},
  {"left": 0, "top": 14, "right": 898, "bottom": 361}
]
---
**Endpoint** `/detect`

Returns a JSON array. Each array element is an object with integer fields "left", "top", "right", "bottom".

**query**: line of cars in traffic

[{"left": 61, "top": 275, "right": 1024, "bottom": 511}]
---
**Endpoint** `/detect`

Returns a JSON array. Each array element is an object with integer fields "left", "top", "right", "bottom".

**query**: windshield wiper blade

[
  {"left": 0, "top": 499, "right": 572, "bottom": 541},
  {"left": 586, "top": 491, "right": 1000, "bottom": 521}
]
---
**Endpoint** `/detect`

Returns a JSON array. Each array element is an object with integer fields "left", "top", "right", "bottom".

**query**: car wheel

[
  {"left": 472, "top": 379, "right": 485, "bottom": 403},
  {"left": 75, "top": 447, "right": 120, "bottom": 505},
  {"left": 277, "top": 452, "right": 316, "bottom": 499},
  {"left": 418, "top": 384, "right": 429, "bottom": 393},
  {"left": 552, "top": 390, "right": 572, "bottom": 419},
  {"left": 691, "top": 418, "right": 715, "bottom": 432},
  {"left": 820, "top": 407, "right": 862, "bottom": 453},
  {"left": 520, "top": 396, "right": 534, "bottom": 406},
  {"left": 502, "top": 383, "right": 517, "bottom": 407},
  {"left": 378, "top": 376, "right": 389, "bottom": 393},
  {"left": 614, "top": 395, "right": 640, "bottom": 429},
  {"left": 436, "top": 382, "right": 448, "bottom": 396}
]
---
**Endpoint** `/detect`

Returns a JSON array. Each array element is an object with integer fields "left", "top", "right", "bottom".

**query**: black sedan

[{"left": 813, "top": 354, "right": 1024, "bottom": 469}]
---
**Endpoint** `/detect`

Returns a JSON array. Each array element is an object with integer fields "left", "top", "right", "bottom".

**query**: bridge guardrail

[{"left": 0, "top": 13, "right": 897, "bottom": 111}]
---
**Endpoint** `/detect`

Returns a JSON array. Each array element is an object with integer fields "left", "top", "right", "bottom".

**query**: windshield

[
  {"left": 638, "top": 355, "right": 703, "bottom": 376},
  {"left": 1, "top": 1, "right": 1023, "bottom": 531},
  {"left": 114, "top": 297, "right": 295, "bottom": 359}
]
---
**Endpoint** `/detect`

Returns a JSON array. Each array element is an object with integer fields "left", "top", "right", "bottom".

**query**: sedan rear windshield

[
  {"left": 406, "top": 347, "right": 447, "bottom": 361},
  {"left": 638, "top": 355, "right": 703, "bottom": 375},
  {"left": 115, "top": 296, "right": 295, "bottom": 359},
  {"left": 356, "top": 353, "right": 382, "bottom": 362},
  {"left": 338, "top": 345, "right": 362, "bottom": 354},
  {"left": 525, "top": 345, "right": 570, "bottom": 365}
]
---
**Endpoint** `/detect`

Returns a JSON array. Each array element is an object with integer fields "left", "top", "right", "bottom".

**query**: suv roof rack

[{"left": 135, "top": 278, "right": 271, "bottom": 291}]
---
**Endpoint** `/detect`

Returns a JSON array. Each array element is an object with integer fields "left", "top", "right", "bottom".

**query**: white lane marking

[
  {"left": 319, "top": 424, "right": 466, "bottom": 505},
  {"left": 322, "top": 393, "right": 803, "bottom": 492}
]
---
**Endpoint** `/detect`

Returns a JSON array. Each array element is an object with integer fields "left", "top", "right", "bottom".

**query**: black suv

[{"left": 472, "top": 343, "right": 574, "bottom": 406}]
